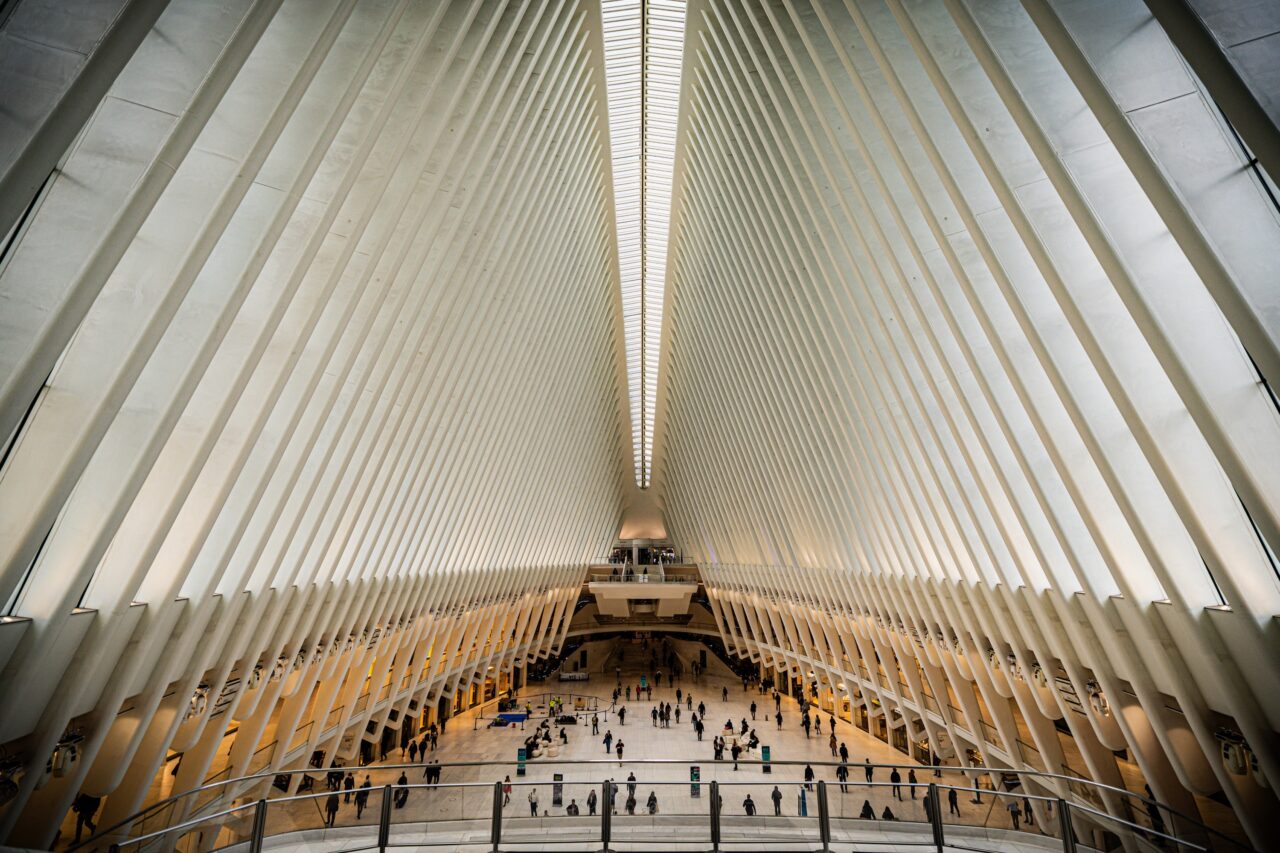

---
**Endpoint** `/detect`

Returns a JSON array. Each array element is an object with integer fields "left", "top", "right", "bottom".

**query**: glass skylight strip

[{"left": 601, "top": 0, "right": 685, "bottom": 487}]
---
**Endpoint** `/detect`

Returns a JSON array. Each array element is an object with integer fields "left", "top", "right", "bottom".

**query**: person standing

[
  {"left": 627, "top": 772, "right": 637, "bottom": 797},
  {"left": 503, "top": 776, "right": 512, "bottom": 806},
  {"left": 839, "top": 742, "right": 849, "bottom": 764},
  {"left": 750, "top": 701, "right": 757, "bottom": 720},
  {"left": 771, "top": 785, "right": 783, "bottom": 815},
  {"left": 890, "top": 768, "right": 902, "bottom": 800},
  {"left": 343, "top": 772, "right": 355, "bottom": 803},
  {"left": 864, "top": 759, "right": 874, "bottom": 784},
  {"left": 616, "top": 740, "right": 625, "bottom": 763},
  {"left": 908, "top": 768, "right": 918, "bottom": 799},
  {"left": 587, "top": 788, "right": 598, "bottom": 816},
  {"left": 325, "top": 792, "right": 340, "bottom": 827},
  {"left": 829, "top": 732, "right": 838, "bottom": 757},
  {"left": 646, "top": 791, "right": 658, "bottom": 815},
  {"left": 775, "top": 711, "right": 783, "bottom": 729},
  {"left": 603, "top": 730, "right": 613, "bottom": 754},
  {"left": 948, "top": 787, "right": 960, "bottom": 816},
  {"left": 529, "top": 787, "right": 539, "bottom": 817},
  {"left": 652, "top": 707, "right": 659, "bottom": 727},
  {"left": 722, "top": 686, "right": 729, "bottom": 702},
  {"left": 619, "top": 706, "right": 627, "bottom": 725}
]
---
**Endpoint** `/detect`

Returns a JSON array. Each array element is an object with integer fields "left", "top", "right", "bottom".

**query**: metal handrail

[
  {"left": 76, "top": 756, "right": 1250, "bottom": 853},
  {"left": 104, "top": 776, "right": 1233, "bottom": 853},
  {"left": 1067, "top": 800, "right": 1211, "bottom": 852}
]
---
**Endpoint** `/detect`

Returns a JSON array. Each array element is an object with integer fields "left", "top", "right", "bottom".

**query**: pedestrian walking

[
  {"left": 604, "top": 730, "right": 613, "bottom": 753},
  {"left": 864, "top": 759, "right": 873, "bottom": 784},
  {"left": 890, "top": 768, "right": 902, "bottom": 800},
  {"left": 722, "top": 686, "right": 729, "bottom": 702},
  {"left": 592, "top": 713, "right": 599, "bottom": 735},
  {"left": 829, "top": 732, "right": 838, "bottom": 757},
  {"left": 646, "top": 791, "right": 658, "bottom": 815},
  {"left": 529, "top": 788, "right": 539, "bottom": 817},
  {"left": 743, "top": 794, "right": 756, "bottom": 815},
  {"left": 776, "top": 711, "right": 783, "bottom": 729},
  {"left": 71, "top": 794, "right": 101, "bottom": 843},
  {"left": 503, "top": 776, "right": 512, "bottom": 806},
  {"left": 344, "top": 773, "right": 354, "bottom": 803},
  {"left": 948, "top": 787, "right": 960, "bottom": 815},
  {"left": 839, "top": 742, "right": 849, "bottom": 763},
  {"left": 325, "top": 793, "right": 340, "bottom": 827},
  {"left": 616, "top": 740, "right": 625, "bottom": 763},
  {"left": 1007, "top": 798, "right": 1021, "bottom": 830},
  {"left": 771, "top": 785, "right": 783, "bottom": 815},
  {"left": 619, "top": 706, "right": 627, "bottom": 725},
  {"left": 355, "top": 778, "right": 371, "bottom": 819},
  {"left": 837, "top": 763, "right": 849, "bottom": 793},
  {"left": 587, "top": 788, "right": 598, "bottom": 815},
  {"left": 908, "top": 768, "right": 918, "bottom": 799},
  {"left": 750, "top": 701, "right": 757, "bottom": 720},
  {"left": 395, "top": 772, "right": 409, "bottom": 809},
  {"left": 804, "top": 764, "right": 815, "bottom": 791}
]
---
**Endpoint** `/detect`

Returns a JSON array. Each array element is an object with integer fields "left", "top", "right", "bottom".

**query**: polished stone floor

[{"left": 246, "top": 650, "right": 1058, "bottom": 849}]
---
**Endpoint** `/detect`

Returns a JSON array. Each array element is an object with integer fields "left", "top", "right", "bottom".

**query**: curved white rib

[{"left": 654, "top": 0, "right": 1280, "bottom": 845}]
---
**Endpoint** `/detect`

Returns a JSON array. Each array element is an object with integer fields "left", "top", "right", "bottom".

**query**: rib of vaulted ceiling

[
  {"left": 651, "top": 0, "right": 1280, "bottom": 846},
  {"left": 0, "top": 0, "right": 1278, "bottom": 847}
]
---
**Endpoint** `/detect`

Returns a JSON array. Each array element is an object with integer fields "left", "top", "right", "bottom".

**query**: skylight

[{"left": 602, "top": 0, "right": 685, "bottom": 488}]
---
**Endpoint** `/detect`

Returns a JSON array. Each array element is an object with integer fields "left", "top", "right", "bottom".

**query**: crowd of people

[{"left": 309, "top": 651, "right": 1038, "bottom": 837}]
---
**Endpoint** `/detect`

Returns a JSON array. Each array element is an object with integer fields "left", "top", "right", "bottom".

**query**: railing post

[
  {"left": 816, "top": 780, "right": 831, "bottom": 852},
  {"left": 1058, "top": 799, "right": 1077, "bottom": 853},
  {"left": 248, "top": 799, "right": 268, "bottom": 853},
  {"left": 927, "top": 783, "right": 943, "bottom": 853},
  {"left": 378, "top": 785, "right": 393, "bottom": 853},
  {"left": 601, "top": 781, "right": 612, "bottom": 852},
  {"left": 709, "top": 780, "right": 720, "bottom": 851},
  {"left": 491, "top": 781, "right": 502, "bottom": 853}
]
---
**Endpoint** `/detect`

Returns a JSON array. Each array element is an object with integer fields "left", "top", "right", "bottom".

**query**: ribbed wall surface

[
  {"left": 655, "top": 0, "right": 1280, "bottom": 845},
  {"left": 0, "top": 0, "right": 626, "bottom": 843},
  {"left": 1, "top": 0, "right": 1279, "bottom": 847}
]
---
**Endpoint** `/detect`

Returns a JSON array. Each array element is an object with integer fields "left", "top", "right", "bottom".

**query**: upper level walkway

[{"left": 586, "top": 565, "right": 701, "bottom": 618}]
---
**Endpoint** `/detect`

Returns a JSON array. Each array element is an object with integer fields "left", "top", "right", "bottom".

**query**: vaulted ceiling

[{"left": 0, "top": 0, "right": 1278, "bottom": 846}]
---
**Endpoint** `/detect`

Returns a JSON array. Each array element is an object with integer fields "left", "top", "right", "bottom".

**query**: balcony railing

[{"left": 73, "top": 759, "right": 1246, "bottom": 853}]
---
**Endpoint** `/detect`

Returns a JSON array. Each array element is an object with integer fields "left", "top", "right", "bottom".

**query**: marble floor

[{"left": 236, "top": 652, "right": 1062, "bottom": 850}]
